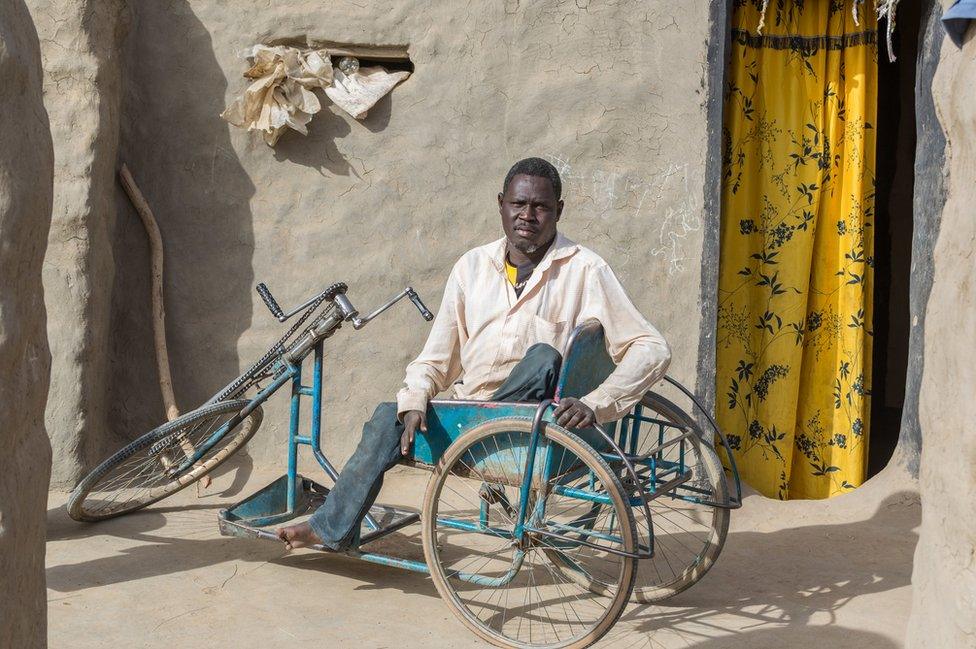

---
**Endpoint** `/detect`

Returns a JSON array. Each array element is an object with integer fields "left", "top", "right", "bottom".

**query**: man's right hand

[{"left": 401, "top": 410, "right": 427, "bottom": 456}]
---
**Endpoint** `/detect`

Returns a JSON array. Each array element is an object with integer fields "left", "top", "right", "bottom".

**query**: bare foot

[{"left": 275, "top": 522, "right": 321, "bottom": 550}]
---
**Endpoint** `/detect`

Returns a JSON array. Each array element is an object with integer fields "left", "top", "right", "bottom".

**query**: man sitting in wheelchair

[{"left": 277, "top": 156, "right": 671, "bottom": 551}]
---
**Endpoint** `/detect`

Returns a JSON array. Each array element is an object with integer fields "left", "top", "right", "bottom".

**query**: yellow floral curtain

[{"left": 717, "top": 1, "right": 877, "bottom": 499}]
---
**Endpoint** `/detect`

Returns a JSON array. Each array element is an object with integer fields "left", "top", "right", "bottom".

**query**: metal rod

[
  {"left": 532, "top": 426, "right": 557, "bottom": 526},
  {"left": 542, "top": 520, "right": 627, "bottom": 547},
  {"left": 629, "top": 403, "right": 642, "bottom": 457},
  {"left": 350, "top": 288, "right": 410, "bottom": 329},
  {"left": 307, "top": 344, "right": 340, "bottom": 481},
  {"left": 359, "top": 513, "right": 421, "bottom": 544},
  {"left": 171, "top": 369, "right": 294, "bottom": 475},
  {"left": 663, "top": 375, "right": 743, "bottom": 508},
  {"left": 278, "top": 290, "right": 332, "bottom": 322},
  {"left": 643, "top": 471, "right": 693, "bottom": 502},
  {"left": 631, "top": 429, "right": 697, "bottom": 461},
  {"left": 450, "top": 552, "right": 525, "bottom": 587},
  {"left": 552, "top": 484, "right": 617, "bottom": 505},
  {"left": 311, "top": 449, "right": 342, "bottom": 484},
  {"left": 287, "top": 368, "right": 302, "bottom": 514},
  {"left": 523, "top": 526, "right": 652, "bottom": 560},
  {"left": 588, "top": 421, "right": 657, "bottom": 557},
  {"left": 436, "top": 516, "right": 516, "bottom": 538},
  {"left": 552, "top": 483, "right": 650, "bottom": 508},
  {"left": 350, "top": 552, "right": 431, "bottom": 574},
  {"left": 633, "top": 414, "right": 689, "bottom": 429},
  {"left": 306, "top": 341, "right": 378, "bottom": 530},
  {"left": 309, "top": 345, "right": 324, "bottom": 456},
  {"left": 515, "top": 400, "right": 551, "bottom": 538}
]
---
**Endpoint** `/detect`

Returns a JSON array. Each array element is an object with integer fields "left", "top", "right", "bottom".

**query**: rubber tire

[
  {"left": 67, "top": 400, "right": 262, "bottom": 522},
  {"left": 630, "top": 393, "right": 729, "bottom": 603},
  {"left": 422, "top": 417, "right": 638, "bottom": 649},
  {"left": 546, "top": 393, "right": 729, "bottom": 604}
]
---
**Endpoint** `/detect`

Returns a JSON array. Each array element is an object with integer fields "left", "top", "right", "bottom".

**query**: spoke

[
  {"left": 79, "top": 405, "right": 250, "bottom": 518},
  {"left": 431, "top": 427, "right": 633, "bottom": 646},
  {"left": 621, "top": 403, "right": 729, "bottom": 594}
]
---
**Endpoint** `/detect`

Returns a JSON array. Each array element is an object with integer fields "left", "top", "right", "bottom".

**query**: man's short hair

[{"left": 502, "top": 157, "right": 562, "bottom": 201}]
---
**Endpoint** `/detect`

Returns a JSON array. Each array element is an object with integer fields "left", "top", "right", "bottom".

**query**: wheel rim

[
  {"left": 71, "top": 401, "right": 260, "bottom": 520},
  {"left": 630, "top": 393, "right": 729, "bottom": 601},
  {"left": 423, "top": 419, "right": 636, "bottom": 649},
  {"left": 544, "top": 393, "right": 729, "bottom": 602},
  {"left": 550, "top": 393, "right": 729, "bottom": 603}
]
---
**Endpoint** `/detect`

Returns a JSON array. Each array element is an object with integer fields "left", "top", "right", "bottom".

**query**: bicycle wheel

[
  {"left": 548, "top": 393, "right": 729, "bottom": 603},
  {"left": 422, "top": 417, "right": 637, "bottom": 649},
  {"left": 68, "top": 400, "right": 262, "bottom": 522}
]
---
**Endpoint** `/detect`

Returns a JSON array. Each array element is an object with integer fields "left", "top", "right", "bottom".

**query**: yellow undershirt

[{"left": 505, "top": 258, "right": 519, "bottom": 286}]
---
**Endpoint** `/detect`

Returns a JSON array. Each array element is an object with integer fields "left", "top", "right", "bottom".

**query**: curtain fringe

[
  {"left": 876, "top": 0, "right": 899, "bottom": 62},
  {"left": 755, "top": 0, "right": 899, "bottom": 62}
]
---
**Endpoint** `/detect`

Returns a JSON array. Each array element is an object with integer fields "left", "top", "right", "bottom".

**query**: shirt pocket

[{"left": 529, "top": 315, "right": 566, "bottom": 350}]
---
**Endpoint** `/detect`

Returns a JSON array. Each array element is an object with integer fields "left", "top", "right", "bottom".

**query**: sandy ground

[{"left": 46, "top": 460, "right": 919, "bottom": 649}]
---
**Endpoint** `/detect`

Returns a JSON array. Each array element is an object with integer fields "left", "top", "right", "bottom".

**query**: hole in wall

[
  {"left": 224, "top": 37, "right": 414, "bottom": 153},
  {"left": 266, "top": 38, "right": 414, "bottom": 73}
]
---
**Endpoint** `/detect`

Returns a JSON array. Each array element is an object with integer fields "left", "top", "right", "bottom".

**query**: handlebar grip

[
  {"left": 407, "top": 288, "right": 434, "bottom": 321},
  {"left": 256, "top": 282, "right": 285, "bottom": 321}
]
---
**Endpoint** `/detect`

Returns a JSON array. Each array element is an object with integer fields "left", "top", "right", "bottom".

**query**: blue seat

[
  {"left": 411, "top": 319, "right": 616, "bottom": 467},
  {"left": 554, "top": 318, "right": 616, "bottom": 402}
]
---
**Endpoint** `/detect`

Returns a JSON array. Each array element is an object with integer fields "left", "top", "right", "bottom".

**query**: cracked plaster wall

[
  {"left": 906, "top": 4, "right": 976, "bottom": 646},
  {"left": 109, "top": 0, "right": 721, "bottom": 467},
  {"left": 28, "top": 0, "right": 128, "bottom": 488},
  {"left": 0, "top": 1, "right": 53, "bottom": 646},
  {"left": 18, "top": 0, "right": 976, "bottom": 644}
]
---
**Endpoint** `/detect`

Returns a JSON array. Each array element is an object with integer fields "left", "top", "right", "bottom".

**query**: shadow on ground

[
  {"left": 46, "top": 454, "right": 254, "bottom": 543},
  {"left": 680, "top": 625, "right": 900, "bottom": 649},
  {"left": 597, "top": 491, "right": 919, "bottom": 647},
  {"left": 46, "top": 504, "right": 439, "bottom": 598},
  {"left": 46, "top": 486, "right": 919, "bottom": 649}
]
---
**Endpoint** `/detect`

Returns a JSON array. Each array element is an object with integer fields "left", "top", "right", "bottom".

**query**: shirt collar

[{"left": 489, "top": 231, "right": 580, "bottom": 274}]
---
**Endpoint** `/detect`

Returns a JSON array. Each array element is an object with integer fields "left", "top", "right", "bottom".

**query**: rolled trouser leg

[
  {"left": 307, "top": 402, "right": 403, "bottom": 550},
  {"left": 490, "top": 343, "right": 562, "bottom": 402}
]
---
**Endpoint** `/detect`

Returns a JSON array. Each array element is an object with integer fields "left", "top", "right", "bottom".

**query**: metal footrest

[{"left": 217, "top": 474, "right": 420, "bottom": 551}]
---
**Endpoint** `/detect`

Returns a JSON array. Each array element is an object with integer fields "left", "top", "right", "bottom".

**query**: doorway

[{"left": 868, "top": 3, "right": 923, "bottom": 478}]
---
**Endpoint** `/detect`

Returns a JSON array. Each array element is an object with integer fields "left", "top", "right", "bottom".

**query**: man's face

[{"left": 498, "top": 174, "right": 563, "bottom": 255}]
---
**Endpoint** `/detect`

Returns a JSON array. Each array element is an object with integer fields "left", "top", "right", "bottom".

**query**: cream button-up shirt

[{"left": 396, "top": 232, "right": 671, "bottom": 424}]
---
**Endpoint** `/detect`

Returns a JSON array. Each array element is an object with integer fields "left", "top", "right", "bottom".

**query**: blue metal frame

[
  {"left": 217, "top": 318, "right": 738, "bottom": 580},
  {"left": 218, "top": 339, "right": 418, "bottom": 566},
  {"left": 662, "top": 375, "right": 743, "bottom": 508}
]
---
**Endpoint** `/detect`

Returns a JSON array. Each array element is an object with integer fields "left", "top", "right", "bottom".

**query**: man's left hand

[{"left": 553, "top": 398, "right": 596, "bottom": 429}]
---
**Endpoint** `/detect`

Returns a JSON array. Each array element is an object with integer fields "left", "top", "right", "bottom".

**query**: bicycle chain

[{"left": 214, "top": 282, "right": 347, "bottom": 402}]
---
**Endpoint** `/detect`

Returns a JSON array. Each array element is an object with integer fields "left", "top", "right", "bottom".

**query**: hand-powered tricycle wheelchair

[{"left": 68, "top": 281, "right": 742, "bottom": 649}]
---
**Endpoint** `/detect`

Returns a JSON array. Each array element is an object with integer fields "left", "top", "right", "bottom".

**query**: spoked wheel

[
  {"left": 68, "top": 400, "right": 262, "bottom": 522},
  {"left": 627, "top": 393, "right": 729, "bottom": 602},
  {"left": 550, "top": 393, "right": 729, "bottom": 603},
  {"left": 422, "top": 417, "right": 637, "bottom": 649}
]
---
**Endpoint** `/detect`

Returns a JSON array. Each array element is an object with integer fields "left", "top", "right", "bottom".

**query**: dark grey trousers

[{"left": 307, "top": 343, "right": 562, "bottom": 550}]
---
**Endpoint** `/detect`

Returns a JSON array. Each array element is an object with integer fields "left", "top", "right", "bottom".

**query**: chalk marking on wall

[
  {"left": 546, "top": 155, "right": 701, "bottom": 275},
  {"left": 648, "top": 165, "right": 702, "bottom": 275}
]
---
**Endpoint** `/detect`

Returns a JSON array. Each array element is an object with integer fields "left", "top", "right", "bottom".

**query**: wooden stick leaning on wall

[
  {"left": 119, "top": 164, "right": 212, "bottom": 490},
  {"left": 119, "top": 164, "right": 180, "bottom": 421}
]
